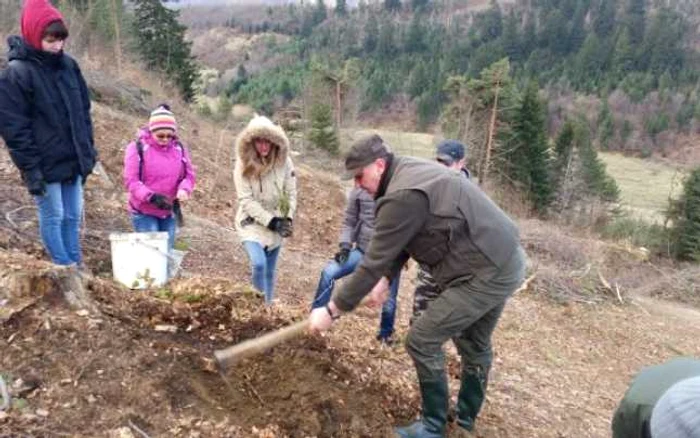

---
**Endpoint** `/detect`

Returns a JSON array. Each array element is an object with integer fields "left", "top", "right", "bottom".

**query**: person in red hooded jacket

[{"left": 0, "top": 0, "right": 97, "bottom": 267}]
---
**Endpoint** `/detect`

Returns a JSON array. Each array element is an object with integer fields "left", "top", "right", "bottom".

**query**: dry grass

[
  {"left": 340, "top": 128, "right": 442, "bottom": 159},
  {"left": 599, "top": 152, "right": 685, "bottom": 223}
]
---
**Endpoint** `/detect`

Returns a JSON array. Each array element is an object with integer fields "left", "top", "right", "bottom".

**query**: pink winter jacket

[{"left": 123, "top": 129, "right": 196, "bottom": 219}]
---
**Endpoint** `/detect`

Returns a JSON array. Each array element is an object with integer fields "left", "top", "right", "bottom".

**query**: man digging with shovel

[{"left": 308, "top": 134, "right": 526, "bottom": 437}]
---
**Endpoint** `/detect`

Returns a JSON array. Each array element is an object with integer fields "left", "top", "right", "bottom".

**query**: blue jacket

[{"left": 0, "top": 36, "right": 96, "bottom": 188}]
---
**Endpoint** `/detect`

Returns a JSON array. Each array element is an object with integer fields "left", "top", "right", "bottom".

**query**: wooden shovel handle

[{"left": 214, "top": 319, "right": 311, "bottom": 369}]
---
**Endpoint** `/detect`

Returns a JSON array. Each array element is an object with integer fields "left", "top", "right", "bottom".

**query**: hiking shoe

[{"left": 395, "top": 421, "right": 444, "bottom": 438}]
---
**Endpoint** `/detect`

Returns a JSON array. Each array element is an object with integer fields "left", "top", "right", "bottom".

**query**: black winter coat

[{"left": 0, "top": 36, "right": 96, "bottom": 188}]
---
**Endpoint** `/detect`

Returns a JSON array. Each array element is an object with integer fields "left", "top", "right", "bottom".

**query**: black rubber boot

[
  {"left": 395, "top": 377, "right": 449, "bottom": 438},
  {"left": 455, "top": 364, "right": 488, "bottom": 432}
]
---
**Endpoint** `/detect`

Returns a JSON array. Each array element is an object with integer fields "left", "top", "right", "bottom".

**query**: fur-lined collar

[{"left": 235, "top": 115, "right": 289, "bottom": 179}]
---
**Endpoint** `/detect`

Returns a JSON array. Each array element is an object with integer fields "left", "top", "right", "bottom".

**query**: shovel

[
  {"left": 214, "top": 295, "right": 380, "bottom": 369},
  {"left": 214, "top": 319, "right": 311, "bottom": 370}
]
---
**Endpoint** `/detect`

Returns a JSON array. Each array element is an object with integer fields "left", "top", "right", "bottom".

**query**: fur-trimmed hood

[{"left": 235, "top": 115, "right": 289, "bottom": 179}]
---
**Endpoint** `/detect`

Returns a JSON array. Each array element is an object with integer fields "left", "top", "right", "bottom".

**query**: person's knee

[
  {"left": 461, "top": 343, "right": 493, "bottom": 371},
  {"left": 40, "top": 202, "right": 64, "bottom": 221},
  {"left": 63, "top": 211, "right": 80, "bottom": 222},
  {"left": 321, "top": 262, "right": 340, "bottom": 281},
  {"left": 251, "top": 260, "right": 266, "bottom": 273},
  {"left": 405, "top": 327, "right": 430, "bottom": 359}
]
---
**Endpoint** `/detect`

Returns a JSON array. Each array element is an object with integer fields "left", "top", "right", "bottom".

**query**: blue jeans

[
  {"left": 131, "top": 213, "right": 176, "bottom": 250},
  {"left": 34, "top": 175, "right": 84, "bottom": 266},
  {"left": 311, "top": 248, "right": 400, "bottom": 338},
  {"left": 242, "top": 241, "right": 281, "bottom": 305}
]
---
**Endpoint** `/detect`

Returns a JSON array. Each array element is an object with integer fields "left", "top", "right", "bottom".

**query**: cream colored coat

[{"left": 234, "top": 115, "right": 297, "bottom": 249}]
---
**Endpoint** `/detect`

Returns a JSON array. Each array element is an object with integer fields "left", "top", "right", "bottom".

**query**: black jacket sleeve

[
  {"left": 74, "top": 60, "right": 96, "bottom": 159},
  {"left": 0, "top": 62, "right": 42, "bottom": 180}
]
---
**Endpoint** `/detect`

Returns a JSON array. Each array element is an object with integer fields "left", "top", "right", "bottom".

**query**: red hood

[{"left": 21, "top": 0, "right": 65, "bottom": 50}]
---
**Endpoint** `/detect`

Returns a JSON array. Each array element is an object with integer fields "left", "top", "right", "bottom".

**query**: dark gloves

[
  {"left": 279, "top": 219, "right": 293, "bottom": 238},
  {"left": 22, "top": 169, "right": 46, "bottom": 196},
  {"left": 267, "top": 217, "right": 293, "bottom": 238},
  {"left": 173, "top": 199, "right": 184, "bottom": 227},
  {"left": 149, "top": 193, "right": 172, "bottom": 210},
  {"left": 334, "top": 243, "right": 352, "bottom": 264},
  {"left": 27, "top": 178, "right": 46, "bottom": 196}
]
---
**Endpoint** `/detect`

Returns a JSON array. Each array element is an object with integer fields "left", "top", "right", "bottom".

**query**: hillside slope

[{"left": 1, "top": 72, "right": 700, "bottom": 437}]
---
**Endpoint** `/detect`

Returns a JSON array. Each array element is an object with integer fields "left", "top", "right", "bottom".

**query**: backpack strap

[
  {"left": 135, "top": 139, "right": 188, "bottom": 183},
  {"left": 136, "top": 140, "right": 145, "bottom": 182},
  {"left": 175, "top": 141, "right": 187, "bottom": 184}
]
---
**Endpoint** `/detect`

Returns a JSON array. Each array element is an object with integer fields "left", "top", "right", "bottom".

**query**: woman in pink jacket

[{"left": 123, "top": 105, "right": 196, "bottom": 250}]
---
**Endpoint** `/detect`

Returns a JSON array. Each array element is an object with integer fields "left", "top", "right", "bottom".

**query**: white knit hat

[{"left": 651, "top": 375, "right": 700, "bottom": 438}]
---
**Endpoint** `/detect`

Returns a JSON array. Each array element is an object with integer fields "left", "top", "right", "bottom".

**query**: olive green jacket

[
  {"left": 335, "top": 156, "right": 521, "bottom": 311},
  {"left": 612, "top": 358, "right": 700, "bottom": 438}
]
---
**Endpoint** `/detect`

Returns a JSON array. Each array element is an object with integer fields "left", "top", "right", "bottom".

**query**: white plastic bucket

[{"left": 109, "top": 232, "right": 169, "bottom": 289}]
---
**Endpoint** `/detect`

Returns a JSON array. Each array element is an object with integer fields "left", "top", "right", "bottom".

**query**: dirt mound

[
  {"left": 0, "top": 100, "right": 413, "bottom": 436},
  {"left": 1, "top": 268, "right": 413, "bottom": 437}
]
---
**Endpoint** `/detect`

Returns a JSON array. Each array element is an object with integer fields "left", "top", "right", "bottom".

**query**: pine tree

[
  {"left": 504, "top": 81, "right": 553, "bottom": 214},
  {"left": 308, "top": 103, "right": 340, "bottom": 155},
  {"left": 625, "top": 0, "right": 646, "bottom": 46},
  {"left": 568, "top": 3, "right": 587, "bottom": 53},
  {"left": 612, "top": 28, "right": 635, "bottom": 78},
  {"left": 577, "top": 124, "right": 619, "bottom": 202},
  {"left": 592, "top": 0, "right": 617, "bottom": 38},
  {"left": 335, "top": 0, "right": 347, "bottom": 17},
  {"left": 501, "top": 10, "right": 522, "bottom": 62},
  {"left": 363, "top": 14, "right": 379, "bottom": 53},
  {"left": 553, "top": 119, "right": 575, "bottom": 182},
  {"left": 404, "top": 14, "right": 426, "bottom": 53},
  {"left": 407, "top": 62, "right": 430, "bottom": 99},
  {"left": 377, "top": 22, "right": 396, "bottom": 58},
  {"left": 479, "top": 0, "right": 503, "bottom": 42},
  {"left": 312, "top": 0, "right": 327, "bottom": 26},
  {"left": 573, "top": 34, "right": 605, "bottom": 91},
  {"left": 411, "top": 0, "right": 430, "bottom": 12},
  {"left": 670, "top": 167, "right": 700, "bottom": 261},
  {"left": 541, "top": 9, "right": 568, "bottom": 55},
  {"left": 551, "top": 119, "right": 619, "bottom": 218},
  {"left": 132, "top": 0, "right": 198, "bottom": 101},
  {"left": 385, "top": 0, "right": 401, "bottom": 12},
  {"left": 597, "top": 100, "right": 615, "bottom": 150}
]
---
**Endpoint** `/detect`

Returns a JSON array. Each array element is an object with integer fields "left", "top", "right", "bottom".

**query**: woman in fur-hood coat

[{"left": 233, "top": 115, "right": 297, "bottom": 304}]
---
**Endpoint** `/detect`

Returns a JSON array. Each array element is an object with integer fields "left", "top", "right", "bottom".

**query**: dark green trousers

[{"left": 405, "top": 247, "right": 526, "bottom": 430}]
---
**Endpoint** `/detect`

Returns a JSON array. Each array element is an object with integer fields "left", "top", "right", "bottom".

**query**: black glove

[
  {"left": 268, "top": 217, "right": 293, "bottom": 237},
  {"left": 267, "top": 216, "right": 285, "bottom": 232},
  {"left": 334, "top": 243, "right": 351, "bottom": 264},
  {"left": 173, "top": 199, "right": 184, "bottom": 227},
  {"left": 149, "top": 193, "right": 172, "bottom": 210},
  {"left": 278, "top": 218, "right": 293, "bottom": 238},
  {"left": 27, "top": 178, "right": 46, "bottom": 196},
  {"left": 23, "top": 169, "right": 46, "bottom": 196}
]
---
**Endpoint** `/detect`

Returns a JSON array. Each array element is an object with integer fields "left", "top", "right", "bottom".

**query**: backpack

[
  {"left": 135, "top": 139, "right": 188, "bottom": 225},
  {"left": 135, "top": 139, "right": 188, "bottom": 183}
]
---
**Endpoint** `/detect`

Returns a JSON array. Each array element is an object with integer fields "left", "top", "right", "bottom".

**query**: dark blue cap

[{"left": 435, "top": 139, "right": 466, "bottom": 165}]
